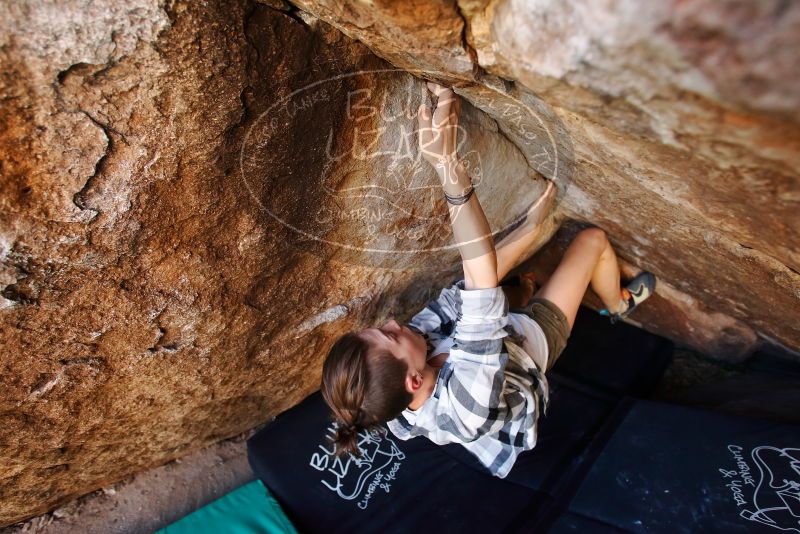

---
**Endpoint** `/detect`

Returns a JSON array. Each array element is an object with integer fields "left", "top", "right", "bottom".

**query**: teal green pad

[{"left": 157, "top": 480, "right": 298, "bottom": 534}]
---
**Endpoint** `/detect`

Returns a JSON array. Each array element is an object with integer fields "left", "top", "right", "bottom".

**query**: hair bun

[
  {"left": 342, "top": 421, "right": 359, "bottom": 435},
  {"left": 332, "top": 420, "right": 363, "bottom": 457}
]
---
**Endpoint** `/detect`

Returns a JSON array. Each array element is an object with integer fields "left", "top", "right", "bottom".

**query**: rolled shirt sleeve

[
  {"left": 437, "top": 283, "right": 517, "bottom": 442},
  {"left": 453, "top": 284, "right": 510, "bottom": 344}
]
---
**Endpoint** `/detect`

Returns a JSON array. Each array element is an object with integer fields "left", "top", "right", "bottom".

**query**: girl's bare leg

[{"left": 534, "top": 228, "right": 629, "bottom": 331}]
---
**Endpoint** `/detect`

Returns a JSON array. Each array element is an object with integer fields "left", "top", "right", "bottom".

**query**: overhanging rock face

[
  {"left": 0, "top": 0, "right": 797, "bottom": 527},
  {"left": 291, "top": 0, "right": 800, "bottom": 359},
  {"left": 0, "top": 0, "right": 549, "bottom": 525}
]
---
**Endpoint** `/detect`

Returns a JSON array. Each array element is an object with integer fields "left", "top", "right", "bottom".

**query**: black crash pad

[
  {"left": 548, "top": 305, "right": 673, "bottom": 400},
  {"left": 539, "top": 400, "right": 800, "bottom": 533},
  {"left": 547, "top": 511, "right": 628, "bottom": 533},
  {"left": 247, "top": 378, "right": 633, "bottom": 533},
  {"left": 247, "top": 390, "right": 542, "bottom": 534}
]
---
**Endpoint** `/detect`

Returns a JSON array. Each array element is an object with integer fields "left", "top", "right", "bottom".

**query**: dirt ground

[{"left": 0, "top": 433, "right": 255, "bottom": 534}]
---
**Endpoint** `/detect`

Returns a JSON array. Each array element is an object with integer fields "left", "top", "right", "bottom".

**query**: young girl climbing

[{"left": 320, "top": 82, "right": 656, "bottom": 478}]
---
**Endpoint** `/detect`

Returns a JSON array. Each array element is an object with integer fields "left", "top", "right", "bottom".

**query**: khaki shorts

[{"left": 509, "top": 297, "right": 571, "bottom": 372}]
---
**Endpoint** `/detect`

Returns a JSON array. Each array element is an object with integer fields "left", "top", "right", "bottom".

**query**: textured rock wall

[
  {"left": 291, "top": 0, "right": 800, "bottom": 359},
  {"left": 0, "top": 1, "right": 303, "bottom": 523},
  {"left": 0, "top": 0, "right": 551, "bottom": 524},
  {"left": 0, "top": 0, "right": 377, "bottom": 525},
  {"left": 1, "top": 0, "right": 798, "bottom": 526}
]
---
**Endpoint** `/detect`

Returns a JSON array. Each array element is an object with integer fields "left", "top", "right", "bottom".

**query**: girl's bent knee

[{"left": 574, "top": 227, "right": 608, "bottom": 252}]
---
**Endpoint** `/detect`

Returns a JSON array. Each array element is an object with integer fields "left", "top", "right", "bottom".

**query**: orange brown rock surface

[{"left": 1, "top": 0, "right": 798, "bottom": 526}]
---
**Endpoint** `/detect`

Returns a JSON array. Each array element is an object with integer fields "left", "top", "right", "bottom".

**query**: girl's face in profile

[{"left": 359, "top": 319, "right": 428, "bottom": 387}]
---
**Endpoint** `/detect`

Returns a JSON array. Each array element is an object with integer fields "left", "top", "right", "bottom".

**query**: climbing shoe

[{"left": 599, "top": 271, "right": 656, "bottom": 324}]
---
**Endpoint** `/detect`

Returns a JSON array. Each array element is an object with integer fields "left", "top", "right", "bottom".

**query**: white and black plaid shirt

[{"left": 386, "top": 279, "right": 550, "bottom": 478}]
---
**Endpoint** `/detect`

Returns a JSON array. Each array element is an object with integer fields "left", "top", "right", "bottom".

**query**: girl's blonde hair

[{"left": 320, "top": 331, "right": 412, "bottom": 457}]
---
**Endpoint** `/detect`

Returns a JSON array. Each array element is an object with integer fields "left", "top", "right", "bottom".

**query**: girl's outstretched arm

[{"left": 418, "top": 82, "right": 497, "bottom": 290}]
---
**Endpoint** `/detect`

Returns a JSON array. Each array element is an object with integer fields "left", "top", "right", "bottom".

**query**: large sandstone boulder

[
  {"left": 292, "top": 0, "right": 800, "bottom": 359},
  {"left": 0, "top": 0, "right": 552, "bottom": 525},
  {"left": 0, "top": 0, "right": 797, "bottom": 526}
]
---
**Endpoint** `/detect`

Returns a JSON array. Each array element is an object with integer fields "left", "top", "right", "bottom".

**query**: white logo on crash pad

[
  {"left": 718, "top": 444, "right": 800, "bottom": 532},
  {"left": 309, "top": 423, "right": 405, "bottom": 509}
]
